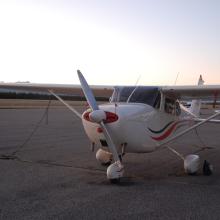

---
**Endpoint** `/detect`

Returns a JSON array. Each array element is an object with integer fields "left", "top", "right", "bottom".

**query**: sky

[{"left": 0, "top": 0, "right": 220, "bottom": 85}]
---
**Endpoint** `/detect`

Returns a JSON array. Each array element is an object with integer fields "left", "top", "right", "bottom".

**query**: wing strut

[
  {"left": 158, "top": 110, "right": 220, "bottom": 148},
  {"left": 48, "top": 90, "right": 82, "bottom": 119}
]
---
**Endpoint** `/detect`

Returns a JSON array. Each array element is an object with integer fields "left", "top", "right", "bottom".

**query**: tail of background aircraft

[
  {"left": 189, "top": 75, "right": 204, "bottom": 117},
  {"left": 197, "top": 75, "right": 205, "bottom": 86}
]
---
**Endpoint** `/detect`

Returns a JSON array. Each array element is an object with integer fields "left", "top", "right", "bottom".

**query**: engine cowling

[
  {"left": 184, "top": 154, "right": 200, "bottom": 174},
  {"left": 96, "top": 149, "right": 113, "bottom": 165}
]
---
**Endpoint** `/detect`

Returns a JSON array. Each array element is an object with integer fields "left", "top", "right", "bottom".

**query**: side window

[
  {"left": 165, "top": 98, "right": 181, "bottom": 116},
  {"left": 175, "top": 101, "right": 181, "bottom": 116},
  {"left": 165, "top": 98, "right": 175, "bottom": 114}
]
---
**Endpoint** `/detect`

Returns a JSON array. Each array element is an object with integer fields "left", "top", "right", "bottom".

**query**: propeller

[{"left": 77, "top": 70, "right": 122, "bottom": 165}]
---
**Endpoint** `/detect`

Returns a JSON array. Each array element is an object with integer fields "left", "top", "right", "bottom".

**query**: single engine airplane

[
  {"left": 72, "top": 71, "right": 220, "bottom": 182},
  {"left": 1, "top": 71, "right": 220, "bottom": 183}
]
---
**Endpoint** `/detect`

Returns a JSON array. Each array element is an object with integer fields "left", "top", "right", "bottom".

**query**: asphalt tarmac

[{"left": 0, "top": 105, "right": 220, "bottom": 220}]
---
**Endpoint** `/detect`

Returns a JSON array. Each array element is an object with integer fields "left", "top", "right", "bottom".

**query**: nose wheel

[
  {"left": 107, "top": 161, "right": 124, "bottom": 182},
  {"left": 96, "top": 149, "right": 113, "bottom": 166}
]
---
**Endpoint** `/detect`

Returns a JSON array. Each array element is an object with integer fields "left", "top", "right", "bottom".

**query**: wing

[
  {"left": 0, "top": 82, "right": 113, "bottom": 101},
  {"left": 0, "top": 82, "right": 114, "bottom": 119},
  {"left": 162, "top": 85, "right": 220, "bottom": 124},
  {"left": 162, "top": 85, "right": 220, "bottom": 100}
]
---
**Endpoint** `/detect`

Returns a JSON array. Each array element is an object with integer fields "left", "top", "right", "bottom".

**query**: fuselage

[{"left": 82, "top": 102, "right": 193, "bottom": 154}]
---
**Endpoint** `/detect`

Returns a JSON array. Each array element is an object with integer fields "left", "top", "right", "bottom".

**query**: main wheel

[{"left": 184, "top": 154, "right": 200, "bottom": 175}]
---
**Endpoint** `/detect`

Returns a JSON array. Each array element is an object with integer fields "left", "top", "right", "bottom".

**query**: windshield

[{"left": 110, "top": 86, "right": 160, "bottom": 107}]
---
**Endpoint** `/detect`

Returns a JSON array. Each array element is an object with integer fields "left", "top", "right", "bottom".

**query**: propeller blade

[
  {"left": 77, "top": 70, "right": 121, "bottom": 163},
  {"left": 100, "top": 122, "right": 121, "bottom": 163},
  {"left": 77, "top": 70, "right": 99, "bottom": 111}
]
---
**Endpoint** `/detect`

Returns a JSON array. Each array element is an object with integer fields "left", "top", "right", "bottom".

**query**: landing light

[{"left": 97, "top": 127, "right": 103, "bottom": 133}]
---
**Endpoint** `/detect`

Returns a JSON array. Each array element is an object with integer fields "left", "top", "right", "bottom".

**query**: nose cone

[
  {"left": 83, "top": 109, "right": 119, "bottom": 124},
  {"left": 89, "top": 109, "right": 106, "bottom": 123}
]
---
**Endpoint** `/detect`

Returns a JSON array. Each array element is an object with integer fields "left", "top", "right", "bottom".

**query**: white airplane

[
  {"left": 72, "top": 71, "right": 220, "bottom": 182},
  {"left": 1, "top": 71, "right": 220, "bottom": 183}
]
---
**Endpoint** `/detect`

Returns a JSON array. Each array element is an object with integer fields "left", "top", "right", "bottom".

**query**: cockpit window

[
  {"left": 110, "top": 86, "right": 160, "bottom": 107},
  {"left": 110, "top": 86, "right": 134, "bottom": 103}
]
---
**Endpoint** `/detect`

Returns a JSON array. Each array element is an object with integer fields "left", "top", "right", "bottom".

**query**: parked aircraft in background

[{"left": 183, "top": 75, "right": 220, "bottom": 110}]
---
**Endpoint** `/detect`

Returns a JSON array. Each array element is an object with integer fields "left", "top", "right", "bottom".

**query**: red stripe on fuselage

[{"left": 151, "top": 120, "right": 189, "bottom": 141}]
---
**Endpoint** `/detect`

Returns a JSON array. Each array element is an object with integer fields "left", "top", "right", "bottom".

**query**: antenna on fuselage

[
  {"left": 174, "top": 72, "right": 180, "bottom": 85},
  {"left": 127, "top": 74, "right": 141, "bottom": 103}
]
